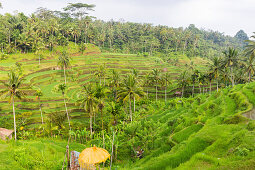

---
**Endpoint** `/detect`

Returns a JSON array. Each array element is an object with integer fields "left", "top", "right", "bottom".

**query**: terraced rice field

[{"left": 0, "top": 45, "right": 209, "bottom": 129}]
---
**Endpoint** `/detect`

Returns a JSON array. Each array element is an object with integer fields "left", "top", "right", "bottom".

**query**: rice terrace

[{"left": 0, "top": 1, "right": 255, "bottom": 170}]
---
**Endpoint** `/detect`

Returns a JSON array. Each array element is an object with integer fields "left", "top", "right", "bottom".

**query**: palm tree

[
  {"left": 206, "top": 72, "right": 214, "bottom": 94},
  {"left": 109, "top": 69, "right": 121, "bottom": 101},
  {"left": 118, "top": 74, "right": 145, "bottom": 122},
  {"left": 0, "top": 71, "right": 25, "bottom": 141},
  {"left": 94, "top": 84, "right": 109, "bottom": 148},
  {"left": 223, "top": 48, "right": 238, "bottom": 87},
  {"left": 151, "top": 68, "right": 161, "bottom": 101},
  {"left": 161, "top": 72, "right": 171, "bottom": 102},
  {"left": 57, "top": 84, "right": 71, "bottom": 131},
  {"left": 245, "top": 55, "right": 255, "bottom": 82},
  {"left": 34, "top": 89, "right": 44, "bottom": 126},
  {"left": 94, "top": 64, "right": 106, "bottom": 86},
  {"left": 210, "top": 57, "right": 222, "bottom": 92},
  {"left": 244, "top": 40, "right": 255, "bottom": 82},
  {"left": 191, "top": 70, "right": 199, "bottom": 96},
  {"left": 77, "top": 84, "right": 98, "bottom": 138},
  {"left": 143, "top": 73, "right": 151, "bottom": 98},
  {"left": 177, "top": 71, "right": 189, "bottom": 97},
  {"left": 57, "top": 51, "right": 71, "bottom": 85}
]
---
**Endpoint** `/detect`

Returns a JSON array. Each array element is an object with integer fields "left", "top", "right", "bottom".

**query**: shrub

[
  {"left": 234, "top": 146, "right": 249, "bottom": 156},
  {"left": 223, "top": 115, "right": 247, "bottom": 124},
  {"left": 247, "top": 120, "right": 255, "bottom": 131}
]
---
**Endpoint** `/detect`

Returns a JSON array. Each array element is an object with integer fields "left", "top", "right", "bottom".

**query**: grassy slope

[
  {"left": 0, "top": 42, "right": 209, "bottom": 131},
  {"left": 0, "top": 83, "right": 254, "bottom": 170},
  {"left": 122, "top": 83, "right": 255, "bottom": 170},
  {"left": 0, "top": 139, "right": 85, "bottom": 170}
]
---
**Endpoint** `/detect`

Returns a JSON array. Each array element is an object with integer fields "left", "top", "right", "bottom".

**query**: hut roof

[{"left": 0, "top": 128, "right": 14, "bottom": 136}]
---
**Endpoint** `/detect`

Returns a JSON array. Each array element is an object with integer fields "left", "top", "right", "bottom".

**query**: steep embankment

[{"left": 120, "top": 83, "right": 255, "bottom": 169}]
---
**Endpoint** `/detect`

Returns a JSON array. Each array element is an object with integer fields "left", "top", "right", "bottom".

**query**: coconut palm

[
  {"left": 57, "top": 84, "right": 71, "bottom": 131},
  {"left": 245, "top": 55, "right": 255, "bottom": 82},
  {"left": 77, "top": 84, "right": 98, "bottom": 138},
  {"left": 244, "top": 40, "right": 255, "bottom": 82},
  {"left": 109, "top": 69, "right": 121, "bottom": 101},
  {"left": 161, "top": 72, "right": 171, "bottom": 102},
  {"left": 223, "top": 48, "right": 239, "bottom": 87},
  {"left": 143, "top": 73, "right": 151, "bottom": 98},
  {"left": 94, "top": 64, "right": 107, "bottom": 86},
  {"left": 34, "top": 89, "right": 44, "bottom": 126},
  {"left": 191, "top": 70, "right": 199, "bottom": 96},
  {"left": 94, "top": 84, "right": 109, "bottom": 148},
  {"left": 177, "top": 71, "right": 189, "bottom": 97},
  {"left": 210, "top": 57, "right": 223, "bottom": 92},
  {"left": 57, "top": 50, "right": 71, "bottom": 85},
  {"left": 0, "top": 71, "right": 26, "bottom": 141},
  {"left": 118, "top": 74, "right": 145, "bottom": 122},
  {"left": 151, "top": 68, "right": 161, "bottom": 101},
  {"left": 206, "top": 72, "right": 214, "bottom": 94}
]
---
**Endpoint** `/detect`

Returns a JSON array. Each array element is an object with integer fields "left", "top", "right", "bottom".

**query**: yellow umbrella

[{"left": 78, "top": 146, "right": 110, "bottom": 168}]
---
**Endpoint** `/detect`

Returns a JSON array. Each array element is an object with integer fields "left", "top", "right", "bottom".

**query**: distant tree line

[{"left": 0, "top": 3, "right": 249, "bottom": 58}]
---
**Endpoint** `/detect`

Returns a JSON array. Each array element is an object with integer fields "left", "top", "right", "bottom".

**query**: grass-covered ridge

[
  {"left": 0, "top": 82, "right": 254, "bottom": 169},
  {"left": 117, "top": 82, "right": 255, "bottom": 169}
]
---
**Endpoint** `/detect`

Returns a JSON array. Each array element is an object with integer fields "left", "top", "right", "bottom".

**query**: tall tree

[
  {"left": 57, "top": 84, "right": 71, "bottom": 131},
  {"left": 94, "top": 84, "right": 109, "bottom": 148},
  {"left": 94, "top": 64, "right": 106, "bottom": 86},
  {"left": 57, "top": 50, "right": 71, "bottom": 85},
  {"left": 77, "top": 84, "right": 98, "bottom": 138},
  {"left": 118, "top": 74, "right": 145, "bottom": 122},
  {"left": 109, "top": 69, "right": 121, "bottom": 101},
  {"left": 244, "top": 39, "right": 255, "bottom": 82},
  {"left": 34, "top": 89, "right": 44, "bottom": 126},
  {"left": 223, "top": 48, "right": 239, "bottom": 87},
  {"left": 210, "top": 57, "right": 222, "bottom": 92},
  {"left": 0, "top": 71, "right": 26, "bottom": 141},
  {"left": 161, "top": 72, "right": 171, "bottom": 102},
  {"left": 177, "top": 71, "right": 189, "bottom": 97},
  {"left": 151, "top": 68, "right": 161, "bottom": 102}
]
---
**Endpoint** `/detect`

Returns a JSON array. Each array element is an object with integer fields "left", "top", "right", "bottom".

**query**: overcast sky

[{"left": 0, "top": 0, "right": 254, "bottom": 37}]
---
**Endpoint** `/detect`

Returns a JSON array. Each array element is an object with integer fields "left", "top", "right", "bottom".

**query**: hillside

[
  {"left": 0, "top": 42, "right": 209, "bottom": 131},
  {"left": 123, "top": 83, "right": 255, "bottom": 169},
  {"left": 0, "top": 82, "right": 254, "bottom": 169}
]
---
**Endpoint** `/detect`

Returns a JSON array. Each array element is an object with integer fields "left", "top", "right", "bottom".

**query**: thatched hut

[{"left": 0, "top": 128, "right": 14, "bottom": 140}]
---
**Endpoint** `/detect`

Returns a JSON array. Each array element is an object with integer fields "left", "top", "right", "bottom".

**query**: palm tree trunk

[
  {"left": 110, "top": 131, "right": 115, "bottom": 170},
  {"left": 90, "top": 114, "right": 93, "bottom": 139},
  {"left": 210, "top": 81, "right": 212, "bottom": 94},
  {"left": 64, "top": 66, "right": 67, "bottom": 85},
  {"left": 129, "top": 95, "right": 132, "bottom": 122},
  {"left": 12, "top": 97, "right": 17, "bottom": 141},
  {"left": 181, "top": 86, "right": 184, "bottom": 98},
  {"left": 39, "top": 99, "right": 44, "bottom": 125},
  {"left": 165, "top": 85, "right": 167, "bottom": 103},
  {"left": 101, "top": 109, "right": 105, "bottom": 148},
  {"left": 156, "top": 85, "right": 158, "bottom": 102},
  {"left": 249, "top": 71, "right": 251, "bottom": 83},
  {"left": 63, "top": 96, "right": 71, "bottom": 131},
  {"left": 75, "top": 34, "right": 77, "bottom": 46},
  {"left": 192, "top": 82, "right": 195, "bottom": 97},
  {"left": 217, "top": 79, "right": 219, "bottom": 92},
  {"left": 133, "top": 96, "right": 135, "bottom": 113}
]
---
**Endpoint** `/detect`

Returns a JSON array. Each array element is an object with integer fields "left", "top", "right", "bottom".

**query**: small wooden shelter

[{"left": 0, "top": 128, "right": 14, "bottom": 140}]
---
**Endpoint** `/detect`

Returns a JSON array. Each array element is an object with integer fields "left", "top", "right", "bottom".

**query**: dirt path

[{"left": 243, "top": 108, "right": 255, "bottom": 120}]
